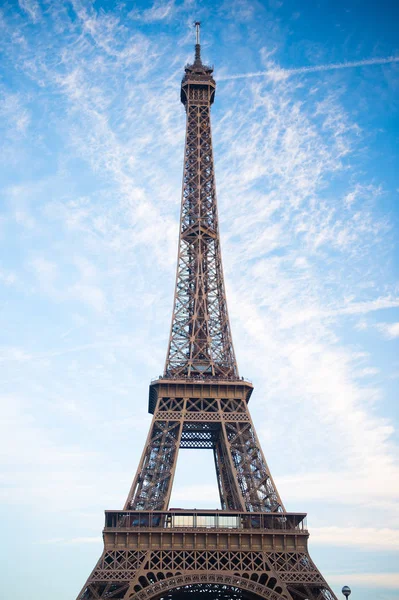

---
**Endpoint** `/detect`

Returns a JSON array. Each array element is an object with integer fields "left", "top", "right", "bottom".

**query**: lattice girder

[
  {"left": 125, "top": 418, "right": 183, "bottom": 511},
  {"left": 165, "top": 62, "right": 237, "bottom": 378},
  {"left": 124, "top": 380, "right": 283, "bottom": 513},
  {"left": 76, "top": 526, "right": 336, "bottom": 600}
]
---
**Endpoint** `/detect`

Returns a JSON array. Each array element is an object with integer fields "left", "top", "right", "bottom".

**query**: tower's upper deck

[{"left": 181, "top": 22, "right": 216, "bottom": 106}]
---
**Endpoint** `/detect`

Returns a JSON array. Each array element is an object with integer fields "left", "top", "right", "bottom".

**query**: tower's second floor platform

[{"left": 148, "top": 377, "right": 254, "bottom": 414}]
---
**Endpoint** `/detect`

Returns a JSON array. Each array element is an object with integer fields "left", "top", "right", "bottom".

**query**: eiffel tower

[{"left": 76, "top": 23, "right": 337, "bottom": 600}]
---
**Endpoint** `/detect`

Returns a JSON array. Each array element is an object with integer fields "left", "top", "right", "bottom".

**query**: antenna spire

[{"left": 194, "top": 21, "right": 201, "bottom": 63}]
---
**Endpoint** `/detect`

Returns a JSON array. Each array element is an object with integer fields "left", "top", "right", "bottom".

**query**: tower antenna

[
  {"left": 195, "top": 20, "right": 200, "bottom": 44},
  {"left": 194, "top": 20, "right": 201, "bottom": 63}
]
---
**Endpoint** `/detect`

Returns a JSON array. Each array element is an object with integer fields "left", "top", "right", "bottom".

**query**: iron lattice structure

[
  {"left": 76, "top": 24, "right": 337, "bottom": 600},
  {"left": 164, "top": 37, "right": 237, "bottom": 379}
]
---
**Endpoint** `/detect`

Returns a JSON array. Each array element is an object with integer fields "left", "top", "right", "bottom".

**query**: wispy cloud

[
  {"left": 219, "top": 56, "right": 399, "bottom": 81},
  {"left": 18, "top": 0, "right": 42, "bottom": 24},
  {"left": 0, "top": 3, "right": 398, "bottom": 597},
  {"left": 129, "top": 0, "right": 176, "bottom": 23}
]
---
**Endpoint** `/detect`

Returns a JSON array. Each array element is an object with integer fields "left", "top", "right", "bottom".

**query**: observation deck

[
  {"left": 148, "top": 377, "right": 254, "bottom": 414},
  {"left": 102, "top": 510, "right": 309, "bottom": 555},
  {"left": 104, "top": 510, "right": 307, "bottom": 532}
]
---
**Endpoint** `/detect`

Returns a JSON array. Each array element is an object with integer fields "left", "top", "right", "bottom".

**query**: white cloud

[
  {"left": 215, "top": 72, "right": 398, "bottom": 521},
  {"left": 0, "top": 268, "right": 17, "bottom": 285},
  {"left": 327, "top": 573, "right": 399, "bottom": 590},
  {"left": 69, "top": 283, "right": 106, "bottom": 313},
  {"left": 356, "top": 367, "right": 379, "bottom": 377},
  {"left": 338, "top": 298, "right": 399, "bottom": 316},
  {"left": 0, "top": 347, "right": 32, "bottom": 362},
  {"left": 31, "top": 257, "right": 58, "bottom": 283},
  {"left": 378, "top": 322, "right": 399, "bottom": 339},
  {"left": 310, "top": 526, "right": 399, "bottom": 550},
  {"left": 0, "top": 394, "right": 125, "bottom": 511},
  {"left": 39, "top": 536, "right": 102, "bottom": 545}
]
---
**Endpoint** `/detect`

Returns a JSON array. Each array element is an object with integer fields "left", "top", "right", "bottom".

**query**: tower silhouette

[{"left": 76, "top": 23, "right": 337, "bottom": 600}]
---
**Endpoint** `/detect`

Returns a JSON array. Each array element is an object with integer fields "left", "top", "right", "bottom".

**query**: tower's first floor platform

[{"left": 77, "top": 509, "right": 335, "bottom": 600}]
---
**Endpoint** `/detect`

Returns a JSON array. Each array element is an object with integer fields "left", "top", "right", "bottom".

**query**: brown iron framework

[
  {"left": 164, "top": 25, "right": 237, "bottom": 380},
  {"left": 76, "top": 23, "right": 337, "bottom": 600}
]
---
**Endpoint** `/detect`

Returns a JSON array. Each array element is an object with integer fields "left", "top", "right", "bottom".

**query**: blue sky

[{"left": 0, "top": 1, "right": 398, "bottom": 599}]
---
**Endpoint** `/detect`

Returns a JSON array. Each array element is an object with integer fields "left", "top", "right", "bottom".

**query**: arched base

[
  {"left": 129, "top": 573, "right": 288, "bottom": 600},
  {"left": 153, "top": 583, "right": 273, "bottom": 599},
  {"left": 157, "top": 583, "right": 259, "bottom": 600}
]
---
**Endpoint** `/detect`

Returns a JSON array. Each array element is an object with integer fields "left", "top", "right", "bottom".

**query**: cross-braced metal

[
  {"left": 124, "top": 380, "right": 283, "bottom": 513},
  {"left": 164, "top": 33, "right": 237, "bottom": 379},
  {"left": 76, "top": 24, "right": 338, "bottom": 600}
]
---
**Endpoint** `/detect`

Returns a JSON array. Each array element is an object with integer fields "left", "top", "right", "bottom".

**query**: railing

[
  {"left": 151, "top": 375, "right": 253, "bottom": 385},
  {"left": 104, "top": 510, "right": 307, "bottom": 532},
  {"left": 184, "top": 63, "right": 214, "bottom": 70}
]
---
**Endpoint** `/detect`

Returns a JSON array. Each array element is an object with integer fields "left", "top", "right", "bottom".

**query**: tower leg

[{"left": 124, "top": 416, "right": 183, "bottom": 511}]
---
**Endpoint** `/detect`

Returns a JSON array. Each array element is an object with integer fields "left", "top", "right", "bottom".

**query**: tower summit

[
  {"left": 166, "top": 21, "right": 236, "bottom": 379},
  {"left": 76, "top": 25, "right": 338, "bottom": 600},
  {"left": 194, "top": 21, "right": 201, "bottom": 63}
]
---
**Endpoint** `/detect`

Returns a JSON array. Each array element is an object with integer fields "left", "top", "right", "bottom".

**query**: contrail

[{"left": 219, "top": 56, "right": 399, "bottom": 81}]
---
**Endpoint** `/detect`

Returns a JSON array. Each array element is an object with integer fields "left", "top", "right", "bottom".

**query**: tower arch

[{"left": 127, "top": 573, "right": 288, "bottom": 600}]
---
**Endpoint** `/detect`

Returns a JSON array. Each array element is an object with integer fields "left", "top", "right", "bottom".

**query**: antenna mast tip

[{"left": 194, "top": 21, "right": 201, "bottom": 45}]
